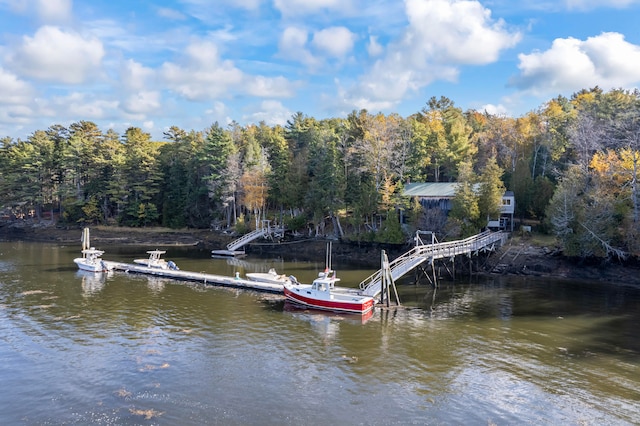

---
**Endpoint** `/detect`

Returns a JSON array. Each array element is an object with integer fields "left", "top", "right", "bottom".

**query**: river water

[{"left": 0, "top": 241, "right": 639, "bottom": 425}]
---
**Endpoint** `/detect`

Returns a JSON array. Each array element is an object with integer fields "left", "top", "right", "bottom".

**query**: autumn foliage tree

[{"left": 1, "top": 88, "right": 640, "bottom": 262}]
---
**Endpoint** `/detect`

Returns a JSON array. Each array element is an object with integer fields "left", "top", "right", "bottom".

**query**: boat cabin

[{"left": 311, "top": 270, "right": 339, "bottom": 292}]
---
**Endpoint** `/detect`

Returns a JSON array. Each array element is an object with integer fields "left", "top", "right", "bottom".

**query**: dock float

[{"left": 104, "top": 261, "right": 284, "bottom": 294}]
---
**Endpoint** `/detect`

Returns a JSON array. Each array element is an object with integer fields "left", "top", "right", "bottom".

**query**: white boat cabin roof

[
  {"left": 146, "top": 250, "right": 167, "bottom": 260},
  {"left": 81, "top": 248, "right": 104, "bottom": 256}
]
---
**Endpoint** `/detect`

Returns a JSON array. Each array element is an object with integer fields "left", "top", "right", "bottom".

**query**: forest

[{"left": 0, "top": 87, "right": 638, "bottom": 260}]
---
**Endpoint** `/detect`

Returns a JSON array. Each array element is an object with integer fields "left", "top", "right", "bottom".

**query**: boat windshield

[{"left": 312, "top": 281, "right": 328, "bottom": 291}]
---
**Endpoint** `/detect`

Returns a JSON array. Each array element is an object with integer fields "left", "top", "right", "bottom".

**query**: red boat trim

[{"left": 284, "top": 287, "right": 374, "bottom": 314}]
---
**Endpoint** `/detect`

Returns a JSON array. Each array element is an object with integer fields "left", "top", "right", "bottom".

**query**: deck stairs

[{"left": 360, "top": 231, "right": 507, "bottom": 298}]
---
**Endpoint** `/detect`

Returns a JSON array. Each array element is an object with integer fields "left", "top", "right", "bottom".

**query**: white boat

[
  {"left": 74, "top": 248, "right": 113, "bottom": 272},
  {"left": 73, "top": 228, "right": 113, "bottom": 272},
  {"left": 283, "top": 269, "right": 376, "bottom": 314},
  {"left": 246, "top": 268, "right": 291, "bottom": 285},
  {"left": 133, "top": 250, "right": 179, "bottom": 270}
]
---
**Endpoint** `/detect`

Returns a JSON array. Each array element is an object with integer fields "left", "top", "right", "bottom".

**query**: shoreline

[{"left": 2, "top": 222, "right": 639, "bottom": 287}]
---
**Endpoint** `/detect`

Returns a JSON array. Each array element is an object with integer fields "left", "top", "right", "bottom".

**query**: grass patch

[{"left": 510, "top": 232, "right": 557, "bottom": 247}]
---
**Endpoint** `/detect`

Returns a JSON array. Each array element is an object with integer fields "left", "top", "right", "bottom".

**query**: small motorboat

[
  {"left": 133, "top": 250, "right": 179, "bottom": 270},
  {"left": 74, "top": 248, "right": 113, "bottom": 272},
  {"left": 73, "top": 228, "right": 113, "bottom": 272},
  {"left": 283, "top": 269, "right": 375, "bottom": 314},
  {"left": 246, "top": 268, "right": 291, "bottom": 285}
]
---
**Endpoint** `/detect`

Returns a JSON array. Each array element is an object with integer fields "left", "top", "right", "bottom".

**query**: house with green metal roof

[
  {"left": 403, "top": 182, "right": 515, "bottom": 231},
  {"left": 402, "top": 182, "right": 461, "bottom": 212}
]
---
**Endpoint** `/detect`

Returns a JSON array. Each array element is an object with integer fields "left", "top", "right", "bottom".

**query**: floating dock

[
  {"left": 104, "top": 261, "right": 284, "bottom": 294},
  {"left": 101, "top": 260, "right": 367, "bottom": 297}
]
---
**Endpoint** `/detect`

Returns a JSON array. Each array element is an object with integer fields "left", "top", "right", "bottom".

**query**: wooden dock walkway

[
  {"left": 99, "top": 229, "right": 508, "bottom": 299},
  {"left": 104, "top": 261, "right": 285, "bottom": 294}
]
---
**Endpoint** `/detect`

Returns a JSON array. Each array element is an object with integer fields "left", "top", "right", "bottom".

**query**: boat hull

[
  {"left": 74, "top": 258, "right": 111, "bottom": 273},
  {"left": 246, "top": 272, "right": 289, "bottom": 285},
  {"left": 283, "top": 285, "right": 375, "bottom": 314},
  {"left": 133, "top": 259, "right": 168, "bottom": 269}
]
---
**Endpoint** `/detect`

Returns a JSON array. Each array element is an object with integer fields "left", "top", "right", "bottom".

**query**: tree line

[{"left": 0, "top": 88, "right": 638, "bottom": 259}]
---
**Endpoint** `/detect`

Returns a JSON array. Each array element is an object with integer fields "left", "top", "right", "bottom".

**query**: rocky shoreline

[{"left": 2, "top": 222, "right": 639, "bottom": 287}]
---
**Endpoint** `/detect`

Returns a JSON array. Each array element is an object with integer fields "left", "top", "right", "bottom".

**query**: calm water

[{"left": 0, "top": 241, "right": 639, "bottom": 425}]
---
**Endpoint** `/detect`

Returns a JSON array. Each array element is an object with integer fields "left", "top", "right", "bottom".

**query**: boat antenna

[
  {"left": 82, "top": 227, "right": 90, "bottom": 251},
  {"left": 325, "top": 241, "right": 332, "bottom": 271}
]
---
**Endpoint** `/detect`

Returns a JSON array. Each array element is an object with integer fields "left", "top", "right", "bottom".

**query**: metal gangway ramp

[
  {"left": 213, "top": 220, "right": 281, "bottom": 257},
  {"left": 226, "top": 228, "right": 268, "bottom": 251},
  {"left": 360, "top": 231, "right": 507, "bottom": 298}
]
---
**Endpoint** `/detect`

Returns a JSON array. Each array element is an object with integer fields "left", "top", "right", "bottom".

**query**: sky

[{"left": 1, "top": 0, "right": 640, "bottom": 141}]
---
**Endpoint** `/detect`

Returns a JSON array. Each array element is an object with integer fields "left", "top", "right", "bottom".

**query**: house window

[{"left": 502, "top": 199, "right": 511, "bottom": 206}]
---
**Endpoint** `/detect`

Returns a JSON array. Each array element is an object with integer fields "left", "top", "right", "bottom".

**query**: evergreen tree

[
  {"left": 202, "top": 123, "right": 236, "bottom": 225},
  {"left": 448, "top": 160, "right": 480, "bottom": 237},
  {"left": 478, "top": 156, "right": 506, "bottom": 223},
  {"left": 119, "top": 127, "right": 163, "bottom": 226}
]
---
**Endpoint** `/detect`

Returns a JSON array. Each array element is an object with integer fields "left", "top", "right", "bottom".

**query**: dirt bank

[
  {"left": 2, "top": 222, "right": 639, "bottom": 286},
  {"left": 0, "top": 223, "right": 229, "bottom": 247},
  {"left": 482, "top": 235, "right": 640, "bottom": 286}
]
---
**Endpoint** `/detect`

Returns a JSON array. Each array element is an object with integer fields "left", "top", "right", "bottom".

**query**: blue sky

[{"left": 1, "top": 0, "right": 640, "bottom": 141}]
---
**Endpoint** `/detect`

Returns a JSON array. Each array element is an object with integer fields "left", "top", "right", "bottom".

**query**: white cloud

[
  {"left": 405, "top": 0, "right": 521, "bottom": 65},
  {"left": 0, "top": 68, "right": 34, "bottom": 126},
  {"left": 340, "top": 0, "right": 520, "bottom": 112},
  {"left": 0, "top": 0, "right": 27, "bottom": 14},
  {"left": 160, "top": 40, "right": 244, "bottom": 100},
  {"left": 181, "top": 0, "right": 263, "bottom": 12},
  {"left": 367, "top": 35, "right": 383, "bottom": 57},
  {"left": 273, "top": 0, "right": 347, "bottom": 16},
  {"left": 243, "top": 100, "right": 292, "bottom": 126},
  {"left": 480, "top": 103, "right": 509, "bottom": 115},
  {"left": 8, "top": 26, "right": 105, "bottom": 84},
  {"left": 35, "top": 0, "right": 72, "bottom": 23},
  {"left": 311, "top": 27, "right": 356, "bottom": 58},
  {"left": 121, "top": 59, "right": 156, "bottom": 91},
  {"left": 161, "top": 39, "right": 297, "bottom": 102},
  {"left": 122, "top": 91, "right": 161, "bottom": 116},
  {"left": 205, "top": 101, "right": 229, "bottom": 117},
  {"left": 0, "top": 0, "right": 72, "bottom": 22},
  {"left": 62, "top": 92, "right": 118, "bottom": 119},
  {"left": 231, "top": 0, "right": 263, "bottom": 9},
  {"left": 278, "top": 26, "right": 319, "bottom": 67},
  {"left": 279, "top": 26, "right": 355, "bottom": 66},
  {"left": 2, "top": 104, "right": 33, "bottom": 123},
  {"left": 32, "top": 92, "right": 118, "bottom": 123},
  {"left": 0, "top": 67, "right": 34, "bottom": 105},
  {"left": 511, "top": 32, "right": 640, "bottom": 95},
  {"left": 244, "top": 75, "right": 297, "bottom": 97},
  {"left": 564, "top": 0, "right": 640, "bottom": 10},
  {"left": 156, "top": 7, "right": 187, "bottom": 20}
]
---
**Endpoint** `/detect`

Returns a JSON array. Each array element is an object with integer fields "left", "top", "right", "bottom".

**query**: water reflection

[
  {"left": 283, "top": 301, "right": 374, "bottom": 328},
  {"left": 77, "top": 270, "right": 111, "bottom": 296},
  {"left": 145, "top": 276, "right": 168, "bottom": 293},
  {"left": 1, "top": 242, "right": 640, "bottom": 424}
]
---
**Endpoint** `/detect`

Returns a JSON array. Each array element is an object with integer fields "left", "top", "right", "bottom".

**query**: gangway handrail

[
  {"left": 226, "top": 228, "right": 268, "bottom": 251},
  {"left": 360, "top": 231, "right": 506, "bottom": 297}
]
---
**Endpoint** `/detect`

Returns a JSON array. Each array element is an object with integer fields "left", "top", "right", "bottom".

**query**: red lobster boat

[{"left": 283, "top": 269, "right": 375, "bottom": 314}]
